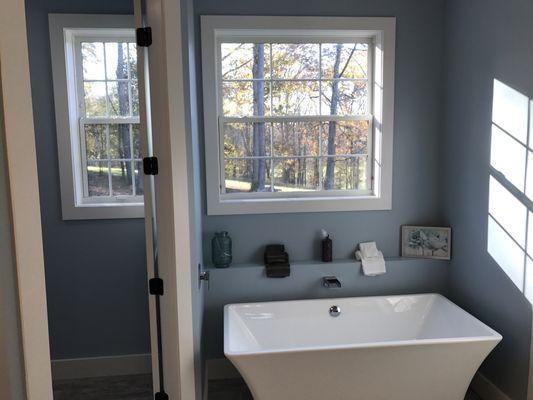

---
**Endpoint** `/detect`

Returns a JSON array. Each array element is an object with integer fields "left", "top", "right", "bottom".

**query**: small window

[
  {"left": 201, "top": 16, "right": 396, "bottom": 215},
  {"left": 50, "top": 15, "right": 143, "bottom": 219}
]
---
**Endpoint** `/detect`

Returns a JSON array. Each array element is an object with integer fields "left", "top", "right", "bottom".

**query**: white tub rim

[{"left": 224, "top": 293, "right": 502, "bottom": 357}]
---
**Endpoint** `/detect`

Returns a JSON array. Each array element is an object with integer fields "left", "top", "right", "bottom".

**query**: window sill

[
  {"left": 62, "top": 202, "right": 145, "bottom": 220},
  {"left": 208, "top": 195, "right": 392, "bottom": 215}
]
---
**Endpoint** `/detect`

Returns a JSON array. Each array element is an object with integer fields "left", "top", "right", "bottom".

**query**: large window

[
  {"left": 202, "top": 16, "right": 396, "bottom": 215},
  {"left": 50, "top": 15, "right": 143, "bottom": 219}
]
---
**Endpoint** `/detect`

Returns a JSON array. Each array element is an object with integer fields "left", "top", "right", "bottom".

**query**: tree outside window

[{"left": 220, "top": 41, "right": 371, "bottom": 194}]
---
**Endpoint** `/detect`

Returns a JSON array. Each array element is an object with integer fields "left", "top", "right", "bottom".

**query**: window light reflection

[{"left": 487, "top": 79, "right": 532, "bottom": 302}]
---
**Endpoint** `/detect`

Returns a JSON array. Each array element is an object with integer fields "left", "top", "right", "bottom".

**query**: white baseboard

[
  {"left": 52, "top": 353, "right": 152, "bottom": 381},
  {"left": 206, "top": 358, "right": 240, "bottom": 380},
  {"left": 471, "top": 372, "right": 511, "bottom": 400}
]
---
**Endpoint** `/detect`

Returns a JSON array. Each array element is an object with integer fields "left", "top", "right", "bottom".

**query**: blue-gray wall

[
  {"left": 442, "top": 0, "right": 533, "bottom": 398},
  {"left": 195, "top": 0, "right": 448, "bottom": 265},
  {"left": 193, "top": 0, "right": 451, "bottom": 366},
  {"left": 25, "top": 0, "right": 151, "bottom": 360}
]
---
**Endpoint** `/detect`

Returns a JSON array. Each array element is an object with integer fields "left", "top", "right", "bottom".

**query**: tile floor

[
  {"left": 208, "top": 379, "right": 253, "bottom": 400},
  {"left": 53, "top": 374, "right": 153, "bottom": 400},
  {"left": 53, "top": 375, "right": 481, "bottom": 400},
  {"left": 207, "top": 379, "right": 481, "bottom": 400}
]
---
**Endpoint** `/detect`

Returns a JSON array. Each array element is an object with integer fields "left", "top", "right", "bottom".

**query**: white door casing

[
  {"left": 0, "top": 0, "right": 53, "bottom": 398},
  {"left": 135, "top": 0, "right": 197, "bottom": 398}
]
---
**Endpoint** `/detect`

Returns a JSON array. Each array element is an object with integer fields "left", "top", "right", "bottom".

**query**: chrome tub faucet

[{"left": 322, "top": 276, "right": 341, "bottom": 288}]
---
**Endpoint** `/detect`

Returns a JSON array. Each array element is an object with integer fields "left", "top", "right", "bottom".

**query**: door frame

[
  {"left": 0, "top": 0, "right": 198, "bottom": 398},
  {"left": 138, "top": 0, "right": 197, "bottom": 398},
  {"left": 0, "top": 0, "right": 54, "bottom": 398}
]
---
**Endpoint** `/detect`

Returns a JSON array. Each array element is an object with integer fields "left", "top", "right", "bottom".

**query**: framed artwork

[{"left": 401, "top": 226, "right": 451, "bottom": 260}]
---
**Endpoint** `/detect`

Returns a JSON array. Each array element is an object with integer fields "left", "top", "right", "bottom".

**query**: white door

[{"left": 134, "top": 0, "right": 197, "bottom": 399}]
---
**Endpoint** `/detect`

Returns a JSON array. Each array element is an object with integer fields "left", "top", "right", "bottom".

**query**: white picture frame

[{"left": 401, "top": 225, "right": 452, "bottom": 260}]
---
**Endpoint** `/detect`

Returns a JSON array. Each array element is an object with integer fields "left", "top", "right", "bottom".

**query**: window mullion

[
  {"left": 218, "top": 117, "right": 226, "bottom": 194},
  {"left": 318, "top": 43, "right": 322, "bottom": 116},
  {"left": 269, "top": 43, "right": 274, "bottom": 192},
  {"left": 102, "top": 41, "right": 111, "bottom": 117},
  {"left": 83, "top": 79, "right": 129, "bottom": 83},
  {"left": 81, "top": 117, "right": 140, "bottom": 124},
  {"left": 130, "top": 124, "right": 136, "bottom": 196},
  {"left": 223, "top": 77, "right": 367, "bottom": 82},
  {"left": 75, "top": 39, "right": 86, "bottom": 119},
  {"left": 269, "top": 43, "right": 273, "bottom": 115},
  {"left": 227, "top": 154, "right": 367, "bottom": 160},
  {"left": 318, "top": 122, "right": 323, "bottom": 189},
  {"left": 106, "top": 124, "right": 113, "bottom": 196},
  {"left": 80, "top": 120, "right": 90, "bottom": 199},
  {"left": 367, "top": 116, "right": 374, "bottom": 191},
  {"left": 368, "top": 39, "right": 374, "bottom": 116},
  {"left": 219, "top": 115, "right": 372, "bottom": 123},
  {"left": 126, "top": 43, "right": 133, "bottom": 117},
  {"left": 270, "top": 122, "right": 274, "bottom": 192}
]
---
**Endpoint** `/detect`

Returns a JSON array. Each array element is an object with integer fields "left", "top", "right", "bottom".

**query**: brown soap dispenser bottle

[{"left": 321, "top": 229, "right": 333, "bottom": 262}]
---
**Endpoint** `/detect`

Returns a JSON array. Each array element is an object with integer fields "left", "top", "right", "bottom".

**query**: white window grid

[
  {"left": 73, "top": 34, "right": 142, "bottom": 203},
  {"left": 216, "top": 38, "right": 375, "bottom": 199},
  {"left": 78, "top": 120, "right": 142, "bottom": 200}
]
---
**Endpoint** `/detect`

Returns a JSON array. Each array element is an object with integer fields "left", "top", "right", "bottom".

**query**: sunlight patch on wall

[
  {"left": 492, "top": 79, "right": 529, "bottom": 144},
  {"left": 488, "top": 215, "right": 525, "bottom": 289},
  {"left": 489, "top": 177, "right": 527, "bottom": 244},
  {"left": 490, "top": 124, "right": 525, "bottom": 189},
  {"left": 487, "top": 79, "right": 533, "bottom": 301}
]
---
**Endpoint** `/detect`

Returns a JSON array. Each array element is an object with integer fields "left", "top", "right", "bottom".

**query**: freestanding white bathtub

[{"left": 224, "top": 293, "right": 501, "bottom": 400}]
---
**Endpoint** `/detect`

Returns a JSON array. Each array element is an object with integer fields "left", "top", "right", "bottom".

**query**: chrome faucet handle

[{"left": 322, "top": 276, "right": 341, "bottom": 288}]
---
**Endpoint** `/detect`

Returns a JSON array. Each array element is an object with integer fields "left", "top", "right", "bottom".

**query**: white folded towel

[
  {"left": 356, "top": 242, "right": 386, "bottom": 276},
  {"left": 359, "top": 241, "right": 380, "bottom": 258}
]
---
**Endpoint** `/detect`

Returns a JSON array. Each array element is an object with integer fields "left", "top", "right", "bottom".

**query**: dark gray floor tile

[
  {"left": 53, "top": 375, "right": 481, "bottom": 400},
  {"left": 465, "top": 389, "right": 482, "bottom": 400},
  {"left": 208, "top": 378, "right": 482, "bottom": 400},
  {"left": 53, "top": 374, "right": 152, "bottom": 400}
]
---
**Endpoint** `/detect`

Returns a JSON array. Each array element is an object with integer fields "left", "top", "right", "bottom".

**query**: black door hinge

[
  {"left": 154, "top": 391, "right": 168, "bottom": 400},
  {"left": 149, "top": 278, "right": 164, "bottom": 296},
  {"left": 143, "top": 157, "right": 158, "bottom": 175},
  {"left": 136, "top": 27, "right": 152, "bottom": 47}
]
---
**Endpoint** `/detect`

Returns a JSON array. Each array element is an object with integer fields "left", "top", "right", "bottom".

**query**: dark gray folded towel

[
  {"left": 265, "top": 252, "right": 289, "bottom": 264},
  {"left": 264, "top": 244, "right": 289, "bottom": 265},
  {"left": 265, "top": 263, "right": 290, "bottom": 278},
  {"left": 264, "top": 244, "right": 290, "bottom": 277}
]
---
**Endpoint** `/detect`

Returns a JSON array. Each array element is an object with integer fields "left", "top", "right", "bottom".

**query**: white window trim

[
  {"left": 201, "top": 16, "right": 396, "bottom": 215},
  {"left": 49, "top": 14, "right": 143, "bottom": 220}
]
